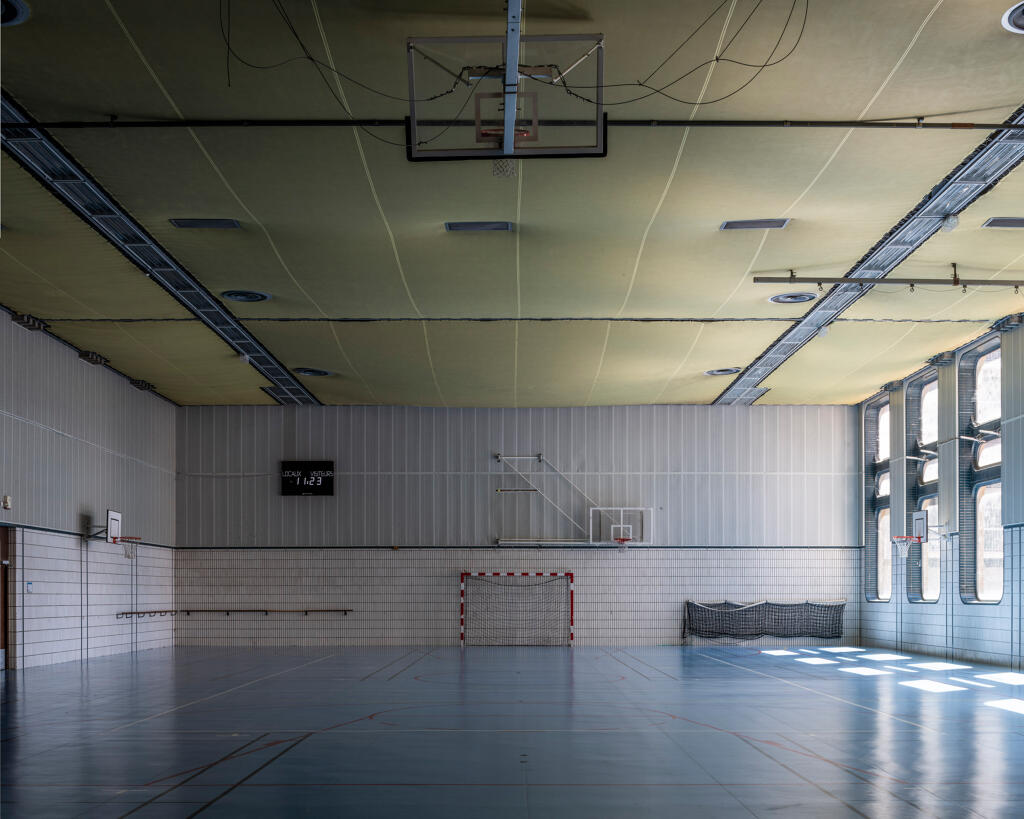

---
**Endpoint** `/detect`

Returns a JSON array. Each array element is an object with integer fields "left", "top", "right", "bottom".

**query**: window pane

[
  {"left": 877, "top": 509, "right": 891, "bottom": 601},
  {"left": 976, "top": 484, "right": 1003, "bottom": 602},
  {"left": 876, "top": 471, "right": 890, "bottom": 497},
  {"left": 877, "top": 404, "right": 890, "bottom": 461},
  {"left": 975, "top": 350, "right": 1001, "bottom": 424},
  {"left": 921, "top": 498, "right": 940, "bottom": 601},
  {"left": 921, "top": 458, "right": 938, "bottom": 483},
  {"left": 920, "top": 380, "right": 938, "bottom": 444},
  {"left": 977, "top": 438, "right": 1002, "bottom": 468}
]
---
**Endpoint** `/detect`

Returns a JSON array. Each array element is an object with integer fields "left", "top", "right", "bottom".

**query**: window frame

[
  {"left": 864, "top": 395, "right": 892, "bottom": 603},
  {"left": 912, "top": 494, "right": 941, "bottom": 603},
  {"left": 957, "top": 337, "right": 1002, "bottom": 605},
  {"left": 875, "top": 507, "right": 893, "bottom": 602},
  {"left": 973, "top": 480, "right": 1003, "bottom": 603},
  {"left": 903, "top": 369, "right": 939, "bottom": 604}
]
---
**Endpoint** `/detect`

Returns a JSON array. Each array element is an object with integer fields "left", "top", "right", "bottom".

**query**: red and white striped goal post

[{"left": 459, "top": 571, "right": 574, "bottom": 646}]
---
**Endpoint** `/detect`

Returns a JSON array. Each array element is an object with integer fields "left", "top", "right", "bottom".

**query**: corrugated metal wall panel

[
  {"left": 175, "top": 404, "right": 861, "bottom": 549},
  {"left": 0, "top": 313, "right": 176, "bottom": 543}
]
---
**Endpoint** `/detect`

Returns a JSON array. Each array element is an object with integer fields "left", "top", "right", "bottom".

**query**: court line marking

[
  {"left": 110, "top": 654, "right": 336, "bottom": 732},
  {"left": 698, "top": 652, "right": 933, "bottom": 731},
  {"left": 388, "top": 649, "right": 435, "bottom": 681},
  {"left": 778, "top": 733, "right": 928, "bottom": 816},
  {"left": 118, "top": 733, "right": 269, "bottom": 818},
  {"left": 189, "top": 733, "right": 314, "bottom": 816},
  {"left": 360, "top": 649, "right": 418, "bottom": 681},
  {"left": 600, "top": 648, "right": 651, "bottom": 680},
  {"left": 728, "top": 734, "right": 872, "bottom": 819},
  {"left": 618, "top": 650, "right": 681, "bottom": 680}
]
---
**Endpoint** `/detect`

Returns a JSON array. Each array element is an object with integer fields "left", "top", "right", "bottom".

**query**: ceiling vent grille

[
  {"left": 983, "top": 217, "right": 1024, "bottom": 228},
  {"left": 445, "top": 221, "right": 514, "bottom": 232},
  {"left": 720, "top": 219, "right": 790, "bottom": 230},
  {"left": 169, "top": 218, "right": 241, "bottom": 229}
]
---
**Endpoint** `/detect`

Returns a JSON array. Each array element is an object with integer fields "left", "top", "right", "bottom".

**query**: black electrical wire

[
  {"left": 219, "top": 0, "right": 463, "bottom": 104},
  {"left": 528, "top": 0, "right": 808, "bottom": 109}
]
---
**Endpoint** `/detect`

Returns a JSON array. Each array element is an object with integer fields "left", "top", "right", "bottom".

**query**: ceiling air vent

[
  {"left": 444, "top": 221, "right": 514, "bottom": 232},
  {"left": 169, "top": 218, "right": 241, "bottom": 229},
  {"left": 720, "top": 219, "right": 790, "bottom": 230},
  {"left": 982, "top": 217, "right": 1024, "bottom": 228}
]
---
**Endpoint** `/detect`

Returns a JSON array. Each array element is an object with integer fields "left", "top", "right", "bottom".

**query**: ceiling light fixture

[
  {"left": 169, "top": 218, "right": 241, "bottom": 229},
  {"left": 293, "top": 367, "right": 333, "bottom": 377},
  {"left": 720, "top": 219, "right": 790, "bottom": 230},
  {"left": 444, "top": 221, "right": 514, "bottom": 232},
  {"left": 1003, "top": 3, "right": 1024, "bottom": 33},
  {"left": 983, "top": 216, "right": 1024, "bottom": 228},
  {"left": 221, "top": 290, "right": 271, "bottom": 303},
  {"left": 941, "top": 214, "right": 959, "bottom": 232},
  {"left": 704, "top": 367, "right": 741, "bottom": 376},
  {"left": 769, "top": 292, "right": 816, "bottom": 304}
]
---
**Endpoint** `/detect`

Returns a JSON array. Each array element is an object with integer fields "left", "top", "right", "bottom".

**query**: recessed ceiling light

[
  {"left": 444, "top": 221, "right": 514, "bottom": 232},
  {"left": 983, "top": 217, "right": 1024, "bottom": 228},
  {"left": 293, "top": 367, "right": 333, "bottom": 377},
  {"left": 221, "top": 290, "right": 271, "bottom": 303},
  {"left": 704, "top": 367, "right": 741, "bottom": 376},
  {"left": 720, "top": 219, "right": 790, "bottom": 230},
  {"left": 1002, "top": 3, "right": 1024, "bottom": 33},
  {"left": 169, "top": 218, "right": 241, "bottom": 229},
  {"left": 769, "top": 292, "right": 816, "bottom": 304}
]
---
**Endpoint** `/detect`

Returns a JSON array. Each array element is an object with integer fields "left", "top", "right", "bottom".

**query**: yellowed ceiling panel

[
  {"left": 760, "top": 320, "right": 992, "bottom": 405},
  {"left": 0, "top": 158, "right": 192, "bottom": 320},
  {"left": 2, "top": 1, "right": 1023, "bottom": 406},
  {"left": 46, "top": 320, "right": 276, "bottom": 405}
]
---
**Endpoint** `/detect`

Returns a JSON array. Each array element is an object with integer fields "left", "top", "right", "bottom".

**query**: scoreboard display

[{"left": 280, "top": 461, "right": 334, "bottom": 496}]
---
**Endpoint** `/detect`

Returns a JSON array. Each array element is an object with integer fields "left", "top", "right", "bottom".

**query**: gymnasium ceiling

[{"left": 1, "top": 0, "right": 1023, "bottom": 407}]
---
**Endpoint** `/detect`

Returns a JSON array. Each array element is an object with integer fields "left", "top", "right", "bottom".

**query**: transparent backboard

[
  {"left": 407, "top": 34, "right": 605, "bottom": 160},
  {"left": 589, "top": 508, "right": 653, "bottom": 545}
]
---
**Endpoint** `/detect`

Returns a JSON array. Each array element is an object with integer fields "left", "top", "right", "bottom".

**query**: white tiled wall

[
  {"left": 7, "top": 528, "right": 174, "bottom": 668},
  {"left": 175, "top": 547, "right": 861, "bottom": 647}
]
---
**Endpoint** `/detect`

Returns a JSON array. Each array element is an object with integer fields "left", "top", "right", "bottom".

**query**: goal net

[{"left": 461, "top": 572, "right": 573, "bottom": 646}]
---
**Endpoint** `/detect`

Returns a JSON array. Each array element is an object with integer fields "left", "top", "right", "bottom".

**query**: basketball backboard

[
  {"left": 407, "top": 33, "right": 605, "bottom": 161},
  {"left": 912, "top": 510, "right": 929, "bottom": 542},
  {"left": 106, "top": 509, "right": 121, "bottom": 544}
]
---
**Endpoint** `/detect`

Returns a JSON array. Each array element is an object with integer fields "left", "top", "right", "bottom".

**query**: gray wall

[
  {"left": 176, "top": 404, "right": 860, "bottom": 549},
  {"left": 0, "top": 312, "right": 177, "bottom": 543}
]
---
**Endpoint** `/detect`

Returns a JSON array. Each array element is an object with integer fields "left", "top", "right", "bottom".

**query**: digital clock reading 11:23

[{"left": 280, "top": 461, "right": 334, "bottom": 496}]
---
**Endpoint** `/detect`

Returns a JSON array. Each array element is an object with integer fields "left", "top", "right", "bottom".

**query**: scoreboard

[{"left": 280, "top": 461, "right": 334, "bottom": 496}]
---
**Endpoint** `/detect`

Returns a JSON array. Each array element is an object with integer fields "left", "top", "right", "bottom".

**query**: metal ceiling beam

[
  {"left": 503, "top": 0, "right": 523, "bottom": 156},
  {"left": 0, "top": 94, "right": 320, "bottom": 406},
  {"left": 714, "top": 103, "right": 1024, "bottom": 406}
]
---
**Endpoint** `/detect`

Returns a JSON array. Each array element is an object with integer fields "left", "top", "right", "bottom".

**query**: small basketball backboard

[
  {"left": 106, "top": 510, "right": 121, "bottom": 544},
  {"left": 589, "top": 508, "right": 653, "bottom": 546},
  {"left": 407, "top": 33, "right": 605, "bottom": 161},
  {"left": 912, "top": 510, "right": 929, "bottom": 542}
]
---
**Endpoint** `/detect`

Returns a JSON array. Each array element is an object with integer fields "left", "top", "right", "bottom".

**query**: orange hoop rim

[
  {"left": 113, "top": 536, "right": 142, "bottom": 543},
  {"left": 614, "top": 537, "right": 633, "bottom": 544}
]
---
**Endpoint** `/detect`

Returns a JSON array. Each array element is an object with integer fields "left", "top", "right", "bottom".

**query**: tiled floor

[{"left": 4, "top": 646, "right": 1024, "bottom": 817}]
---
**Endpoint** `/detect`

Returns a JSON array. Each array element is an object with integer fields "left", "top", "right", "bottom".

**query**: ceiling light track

[
  {"left": 714, "top": 102, "right": 1024, "bottom": 406},
  {"left": 753, "top": 273, "right": 1024, "bottom": 289},
  {"left": 0, "top": 93, "right": 319, "bottom": 407}
]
